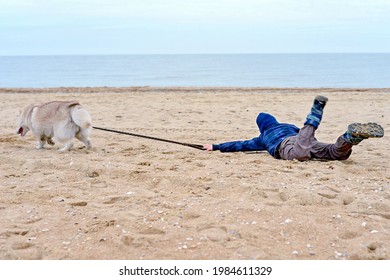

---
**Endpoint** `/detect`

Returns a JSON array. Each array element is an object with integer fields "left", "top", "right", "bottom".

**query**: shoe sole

[
  {"left": 315, "top": 95, "right": 328, "bottom": 103},
  {"left": 315, "top": 95, "right": 328, "bottom": 106},
  {"left": 348, "top": 123, "right": 384, "bottom": 138}
]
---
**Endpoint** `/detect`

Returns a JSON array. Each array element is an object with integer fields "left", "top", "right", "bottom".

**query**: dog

[{"left": 17, "top": 101, "right": 92, "bottom": 151}]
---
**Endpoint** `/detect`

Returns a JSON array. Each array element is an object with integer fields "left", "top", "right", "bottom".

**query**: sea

[{"left": 0, "top": 53, "right": 389, "bottom": 88}]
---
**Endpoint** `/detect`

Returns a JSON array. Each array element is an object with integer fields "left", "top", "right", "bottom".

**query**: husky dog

[{"left": 17, "top": 101, "right": 92, "bottom": 151}]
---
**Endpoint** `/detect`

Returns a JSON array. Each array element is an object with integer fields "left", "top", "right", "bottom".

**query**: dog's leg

[
  {"left": 76, "top": 129, "right": 92, "bottom": 149},
  {"left": 36, "top": 140, "right": 45, "bottom": 149},
  {"left": 36, "top": 136, "right": 45, "bottom": 149},
  {"left": 84, "top": 139, "right": 92, "bottom": 149},
  {"left": 59, "top": 142, "right": 73, "bottom": 152},
  {"left": 47, "top": 137, "right": 55, "bottom": 146}
]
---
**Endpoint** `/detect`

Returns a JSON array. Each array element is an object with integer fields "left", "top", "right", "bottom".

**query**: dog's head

[
  {"left": 16, "top": 105, "right": 34, "bottom": 136},
  {"left": 16, "top": 114, "right": 30, "bottom": 136}
]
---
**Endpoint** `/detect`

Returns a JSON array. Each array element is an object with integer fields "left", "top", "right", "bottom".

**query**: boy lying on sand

[{"left": 203, "top": 96, "right": 384, "bottom": 161}]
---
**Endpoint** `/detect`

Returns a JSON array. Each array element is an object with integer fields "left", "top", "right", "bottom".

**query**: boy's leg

[
  {"left": 279, "top": 125, "right": 316, "bottom": 161},
  {"left": 279, "top": 95, "right": 328, "bottom": 161},
  {"left": 304, "top": 95, "right": 328, "bottom": 129},
  {"left": 310, "top": 137, "right": 353, "bottom": 160},
  {"left": 309, "top": 122, "right": 384, "bottom": 160}
]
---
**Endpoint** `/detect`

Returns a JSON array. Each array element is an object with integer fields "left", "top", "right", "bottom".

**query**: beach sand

[{"left": 0, "top": 87, "right": 389, "bottom": 260}]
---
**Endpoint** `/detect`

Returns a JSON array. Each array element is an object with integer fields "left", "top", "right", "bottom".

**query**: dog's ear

[{"left": 16, "top": 110, "right": 22, "bottom": 119}]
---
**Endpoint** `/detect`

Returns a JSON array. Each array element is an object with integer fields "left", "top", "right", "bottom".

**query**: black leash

[{"left": 93, "top": 126, "right": 205, "bottom": 150}]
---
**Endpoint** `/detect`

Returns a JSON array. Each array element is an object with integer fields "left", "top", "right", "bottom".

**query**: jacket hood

[{"left": 256, "top": 113, "right": 279, "bottom": 133}]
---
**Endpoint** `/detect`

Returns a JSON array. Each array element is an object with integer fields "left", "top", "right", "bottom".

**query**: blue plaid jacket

[{"left": 213, "top": 113, "right": 300, "bottom": 158}]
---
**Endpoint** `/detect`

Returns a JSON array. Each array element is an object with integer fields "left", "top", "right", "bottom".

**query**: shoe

[
  {"left": 347, "top": 123, "right": 384, "bottom": 139},
  {"left": 314, "top": 95, "right": 328, "bottom": 108},
  {"left": 304, "top": 96, "right": 328, "bottom": 129}
]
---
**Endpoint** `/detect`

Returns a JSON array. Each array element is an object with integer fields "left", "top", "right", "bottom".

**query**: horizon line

[{"left": 1, "top": 52, "right": 390, "bottom": 57}]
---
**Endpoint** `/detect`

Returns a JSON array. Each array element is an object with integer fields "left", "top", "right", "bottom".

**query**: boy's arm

[{"left": 203, "top": 137, "right": 266, "bottom": 152}]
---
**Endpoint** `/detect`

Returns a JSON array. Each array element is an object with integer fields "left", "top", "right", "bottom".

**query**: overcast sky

[{"left": 1, "top": 0, "right": 389, "bottom": 55}]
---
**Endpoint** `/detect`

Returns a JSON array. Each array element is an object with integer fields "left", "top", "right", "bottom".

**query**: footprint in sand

[
  {"left": 339, "top": 230, "right": 361, "bottom": 240},
  {"left": 69, "top": 201, "right": 88, "bottom": 207},
  {"left": 138, "top": 227, "right": 166, "bottom": 235},
  {"left": 197, "top": 224, "right": 229, "bottom": 242},
  {"left": 9, "top": 242, "right": 42, "bottom": 260},
  {"left": 102, "top": 196, "right": 130, "bottom": 204}
]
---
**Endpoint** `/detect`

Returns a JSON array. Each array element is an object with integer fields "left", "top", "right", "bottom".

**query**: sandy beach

[{"left": 0, "top": 87, "right": 389, "bottom": 260}]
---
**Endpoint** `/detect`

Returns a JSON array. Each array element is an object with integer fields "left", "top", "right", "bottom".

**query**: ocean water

[{"left": 0, "top": 53, "right": 389, "bottom": 88}]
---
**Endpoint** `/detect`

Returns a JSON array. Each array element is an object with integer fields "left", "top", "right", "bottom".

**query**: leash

[{"left": 92, "top": 126, "right": 205, "bottom": 150}]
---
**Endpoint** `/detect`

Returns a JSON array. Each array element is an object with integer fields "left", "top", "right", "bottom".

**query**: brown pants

[{"left": 278, "top": 125, "right": 353, "bottom": 161}]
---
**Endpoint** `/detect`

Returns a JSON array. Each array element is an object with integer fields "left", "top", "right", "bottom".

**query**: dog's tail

[{"left": 71, "top": 105, "right": 92, "bottom": 129}]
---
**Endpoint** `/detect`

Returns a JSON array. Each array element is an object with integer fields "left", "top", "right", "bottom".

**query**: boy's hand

[{"left": 203, "top": 144, "right": 213, "bottom": 151}]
